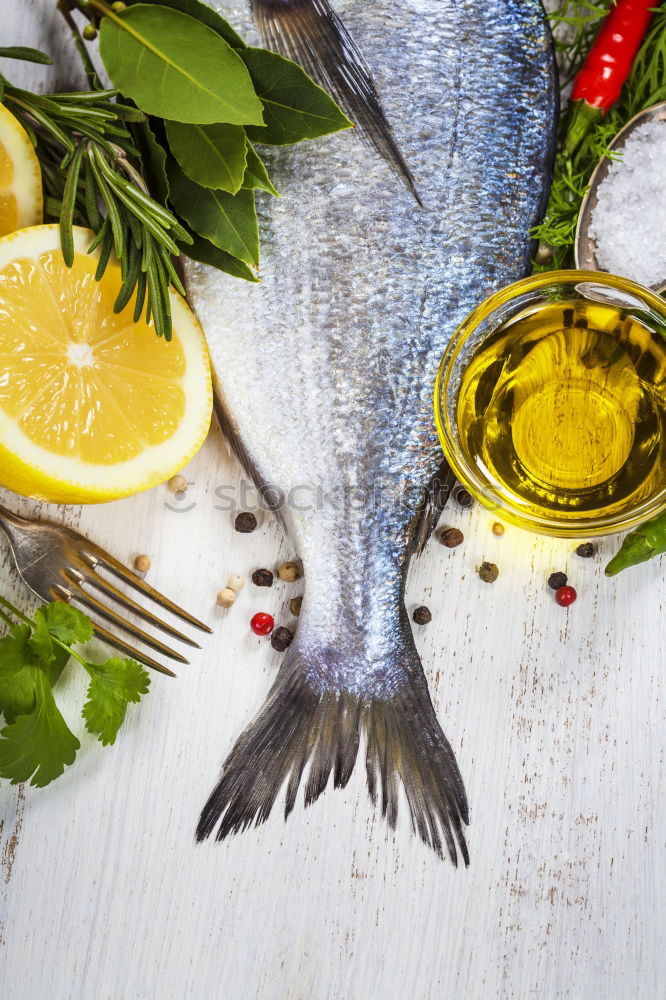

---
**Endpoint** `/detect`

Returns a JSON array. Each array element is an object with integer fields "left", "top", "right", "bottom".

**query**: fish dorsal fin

[{"left": 250, "top": 0, "right": 422, "bottom": 206}]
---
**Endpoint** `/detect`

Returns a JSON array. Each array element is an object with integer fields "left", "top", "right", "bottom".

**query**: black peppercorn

[
  {"left": 548, "top": 571, "right": 568, "bottom": 590},
  {"left": 455, "top": 488, "right": 473, "bottom": 509},
  {"left": 413, "top": 606, "right": 432, "bottom": 625},
  {"left": 271, "top": 626, "right": 294, "bottom": 652},
  {"left": 252, "top": 568, "right": 274, "bottom": 587},
  {"left": 576, "top": 542, "right": 596, "bottom": 558},
  {"left": 439, "top": 527, "right": 464, "bottom": 548},
  {"left": 234, "top": 511, "right": 257, "bottom": 533},
  {"left": 478, "top": 561, "right": 499, "bottom": 583}
]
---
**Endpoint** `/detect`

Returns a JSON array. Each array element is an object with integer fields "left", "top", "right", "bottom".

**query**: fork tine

[
  {"left": 69, "top": 587, "right": 190, "bottom": 664},
  {"left": 72, "top": 568, "right": 201, "bottom": 649},
  {"left": 50, "top": 588, "right": 177, "bottom": 677},
  {"left": 90, "top": 621, "right": 177, "bottom": 678},
  {"left": 80, "top": 550, "right": 212, "bottom": 633}
]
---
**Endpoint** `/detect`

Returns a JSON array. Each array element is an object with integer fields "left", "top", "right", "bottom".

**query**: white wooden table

[{"left": 2, "top": 4, "right": 666, "bottom": 998}]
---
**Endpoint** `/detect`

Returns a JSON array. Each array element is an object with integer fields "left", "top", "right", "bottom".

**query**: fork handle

[{"left": 0, "top": 501, "right": 32, "bottom": 532}]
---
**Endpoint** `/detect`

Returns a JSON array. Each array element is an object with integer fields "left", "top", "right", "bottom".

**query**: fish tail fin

[
  {"left": 196, "top": 651, "right": 469, "bottom": 864},
  {"left": 250, "top": 0, "right": 422, "bottom": 206}
]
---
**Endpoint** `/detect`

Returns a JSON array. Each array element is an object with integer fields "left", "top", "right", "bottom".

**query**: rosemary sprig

[
  {"left": 533, "top": 2, "right": 666, "bottom": 272},
  {"left": 0, "top": 77, "right": 190, "bottom": 339}
]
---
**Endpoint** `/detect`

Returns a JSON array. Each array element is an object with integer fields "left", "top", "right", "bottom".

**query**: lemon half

[
  {"left": 0, "top": 103, "right": 43, "bottom": 237},
  {"left": 0, "top": 225, "right": 212, "bottom": 503}
]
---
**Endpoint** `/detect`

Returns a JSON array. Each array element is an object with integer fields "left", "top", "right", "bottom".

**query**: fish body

[{"left": 190, "top": 0, "right": 557, "bottom": 860}]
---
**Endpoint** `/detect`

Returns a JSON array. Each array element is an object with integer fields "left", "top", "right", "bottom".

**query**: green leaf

[
  {"left": 0, "top": 46, "right": 52, "bottom": 65},
  {"left": 134, "top": 117, "right": 170, "bottom": 202},
  {"left": 168, "top": 162, "right": 259, "bottom": 267},
  {"left": 126, "top": 0, "right": 245, "bottom": 49},
  {"left": 36, "top": 603, "right": 94, "bottom": 646},
  {"left": 0, "top": 626, "right": 39, "bottom": 721},
  {"left": 27, "top": 617, "right": 55, "bottom": 665},
  {"left": 29, "top": 603, "right": 92, "bottom": 667},
  {"left": 242, "top": 48, "right": 352, "bottom": 145},
  {"left": 0, "top": 673, "right": 79, "bottom": 787},
  {"left": 82, "top": 658, "right": 150, "bottom": 747},
  {"left": 98, "top": 5, "right": 264, "bottom": 126},
  {"left": 180, "top": 230, "right": 260, "bottom": 282},
  {"left": 242, "top": 141, "right": 279, "bottom": 197},
  {"left": 165, "top": 120, "right": 247, "bottom": 194},
  {"left": 42, "top": 645, "right": 71, "bottom": 691}
]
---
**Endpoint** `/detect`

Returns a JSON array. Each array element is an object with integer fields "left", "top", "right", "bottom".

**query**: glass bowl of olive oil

[{"left": 435, "top": 270, "right": 666, "bottom": 536}]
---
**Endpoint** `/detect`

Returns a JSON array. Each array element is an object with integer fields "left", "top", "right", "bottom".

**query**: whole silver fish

[{"left": 191, "top": 0, "right": 557, "bottom": 862}]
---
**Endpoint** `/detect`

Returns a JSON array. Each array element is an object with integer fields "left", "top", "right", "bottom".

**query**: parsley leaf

[
  {"left": 82, "top": 657, "right": 150, "bottom": 746},
  {"left": 0, "top": 672, "right": 80, "bottom": 787}
]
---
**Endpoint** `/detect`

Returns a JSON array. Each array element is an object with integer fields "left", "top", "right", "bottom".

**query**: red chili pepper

[{"left": 565, "top": 0, "right": 655, "bottom": 155}]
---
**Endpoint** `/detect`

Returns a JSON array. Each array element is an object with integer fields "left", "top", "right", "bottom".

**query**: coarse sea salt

[{"left": 588, "top": 118, "right": 666, "bottom": 288}]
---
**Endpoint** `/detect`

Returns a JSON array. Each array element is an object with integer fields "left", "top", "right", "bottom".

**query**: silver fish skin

[{"left": 192, "top": 0, "right": 557, "bottom": 861}]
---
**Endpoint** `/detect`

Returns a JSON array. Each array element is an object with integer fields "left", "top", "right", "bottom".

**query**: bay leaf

[
  {"left": 165, "top": 120, "right": 247, "bottom": 194},
  {"left": 99, "top": 5, "right": 264, "bottom": 126},
  {"left": 242, "top": 48, "right": 352, "bottom": 145},
  {"left": 134, "top": 117, "right": 170, "bottom": 202},
  {"left": 126, "top": 0, "right": 245, "bottom": 48},
  {"left": 168, "top": 162, "right": 259, "bottom": 267},
  {"left": 242, "top": 141, "right": 279, "bottom": 197},
  {"left": 180, "top": 231, "right": 259, "bottom": 283}
]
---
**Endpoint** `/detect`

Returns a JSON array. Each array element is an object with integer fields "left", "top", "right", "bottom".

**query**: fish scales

[{"left": 191, "top": 0, "right": 557, "bottom": 860}]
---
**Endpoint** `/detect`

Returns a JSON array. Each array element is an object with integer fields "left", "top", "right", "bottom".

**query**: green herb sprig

[
  {"left": 1, "top": 75, "right": 191, "bottom": 339},
  {"left": 533, "top": 2, "right": 666, "bottom": 271},
  {"left": 0, "top": 1, "right": 351, "bottom": 338},
  {"left": 0, "top": 597, "right": 149, "bottom": 787}
]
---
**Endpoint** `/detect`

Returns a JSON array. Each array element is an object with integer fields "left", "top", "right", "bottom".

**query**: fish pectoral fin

[
  {"left": 197, "top": 647, "right": 469, "bottom": 863},
  {"left": 411, "top": 459, "right": 458, "bottom": 556}
]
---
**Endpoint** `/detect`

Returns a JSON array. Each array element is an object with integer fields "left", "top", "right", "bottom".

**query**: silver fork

[{"left": 0, "top": 502, "right": 212, "bottom": 677}]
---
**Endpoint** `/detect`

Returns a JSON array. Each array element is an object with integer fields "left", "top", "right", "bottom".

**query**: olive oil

[{"left": 456, "top": 299, "right": 666, "bottom": 526}]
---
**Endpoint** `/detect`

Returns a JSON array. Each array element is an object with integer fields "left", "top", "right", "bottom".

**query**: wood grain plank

[{"left": 1, "top": 3, "right": 666, "bottom": 999}]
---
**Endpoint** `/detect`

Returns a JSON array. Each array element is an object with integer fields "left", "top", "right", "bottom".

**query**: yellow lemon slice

[
  {"left": 0, "top": 103, "right": 43, "bottom": 236},
  {"left": 0, "top": 225, "right": 212, "bottom": 503}
]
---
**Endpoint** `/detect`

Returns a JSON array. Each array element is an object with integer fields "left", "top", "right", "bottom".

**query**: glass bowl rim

[{"left": 434, "top": 268, "right": 666, "bottom": 536}]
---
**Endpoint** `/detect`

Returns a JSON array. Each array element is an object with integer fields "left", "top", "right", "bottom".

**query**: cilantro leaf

[
  {"left": 42, "top": 644, "right": 73, "bottom": 690},
  {"left": 29, "top": 603, "right": 93, "bottom": 664},
  {"left": 0, "top": 673, "right": 80, "bottom": 787},
  {"left": 36, "top": 603, "right": 94, "bottom": 646},
  {"left": 82, "top": 658, "right": 150, "bottom": 746},
  {"left": 0, "top": 625, "right": 39, "bottom": 720},
  {"left": 28, "top": 614, "right": 56, "bottom": 664},
  {"left": 0, "top": 598, "right": 153, "bottom": 787}
]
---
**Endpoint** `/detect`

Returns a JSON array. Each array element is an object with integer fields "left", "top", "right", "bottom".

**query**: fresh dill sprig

[
  {"left": 533, "top": 3, "right": 666, "bottom": 272},
  {"left": 620, "top": 8, "right": 666, "bottom": 116},
  {"left": 548, "top": 0, "right": 613, "bottom": 90}
]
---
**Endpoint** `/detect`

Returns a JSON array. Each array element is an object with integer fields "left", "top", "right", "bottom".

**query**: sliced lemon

[
  {"left": 0, "top": 103, "right": 43, "bottom": 237},
  {"left": 0, "top": 225, "right": 213, "bottom": 503}
]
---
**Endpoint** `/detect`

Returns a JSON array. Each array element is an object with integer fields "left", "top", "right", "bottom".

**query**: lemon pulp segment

[
  {"left": 0, "top": 103, "right": 43, "bottom": 236},
  {"left": 0, "top": 226, "right": 212, "bottom": 503}
]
